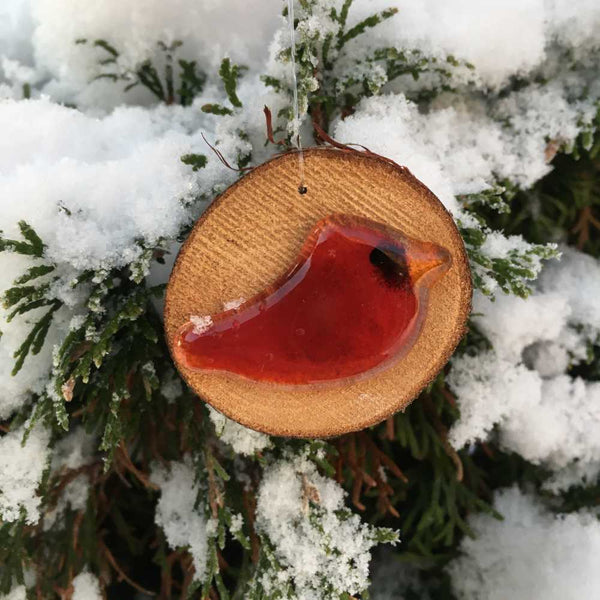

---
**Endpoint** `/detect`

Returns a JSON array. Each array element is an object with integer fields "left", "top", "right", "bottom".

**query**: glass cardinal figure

[{"left": 174, "top": 214, "right": 451, "bottom": 386}]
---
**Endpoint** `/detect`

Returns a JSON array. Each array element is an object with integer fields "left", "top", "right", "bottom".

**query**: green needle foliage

[
  {"left": 458, "top": 220, "right": 559, "bottom": 298},
  {"left": 0, "top": 223, "right": 61, "bottom": 375},
  {"left": 78, "top": 38, "right": 207, "bottom": 105},
  {"left": 266, "top": 0, "right": 473, "bottom": 136},
  {"left": 0, "top": 1, "right": 599, "bottom": 599},
  {"left": 488, "top": 128, "right": 600, "bottom": 258},
  {"left": 219, "top": 57, "right": 245, "bottom": 108},
  {"left": 202, "top": 57, "right": 248, "bottom": 116}
]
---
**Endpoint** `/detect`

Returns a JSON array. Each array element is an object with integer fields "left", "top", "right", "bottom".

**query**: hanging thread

[{"left": 287, "top": 0, "right": 307, "bottom": 194}]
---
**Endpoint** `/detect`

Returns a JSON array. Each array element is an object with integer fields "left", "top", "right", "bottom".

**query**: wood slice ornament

[{"left": 164, "top": 147, "right": 471, "bottom": 438}]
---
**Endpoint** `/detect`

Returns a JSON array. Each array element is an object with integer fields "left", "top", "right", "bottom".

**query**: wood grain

[{"left": 164, "top": 148, "right": 472, "bottom": 438}]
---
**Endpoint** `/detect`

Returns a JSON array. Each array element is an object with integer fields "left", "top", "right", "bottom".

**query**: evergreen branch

[
  {"left": 3, "top": 284, "right": 49, "bottom": 310},
  {"left": 459, "top": 185, "right": 513, "bottom": 215},
  {"left": 93, "top": 39, "right": 119, "bottom": 57},
  {"left": 14, "top": 264, "right": 55, "bottom": 285},
  {"left": 99, "top": 392, "right": 125, "bottom": 466},
  {"left": 321, "top": 33, "right": 335, "bottom": 71},
  {"left": 275, "top": 0, "right": 463, "bottom": 137},
  {"left": 260, "top": 75, "right": 283, "bottom": 92},
  {"left": 83, "top": 39, "right": 207, "bottom": 107},
  {"left": 336, "top": 8, "right": 398, "bottom": 50},
  {"left": 219, "top": 58, "right": 246, "bottom": 108},
  {"left": 0, "top": 519, "right": 27, "bottom": 594},
  {"left": 177, "top": 59, "right": 206, "bottom": 106},
  {"left": 92, "top": 73, "right": 119, "bottom": 83},
  {"left": 338, "top": 0, "right": 353, "bottom": 30},
  {"left": 100, "top": 539, "right": 156, "bottom": 596},
  {"left": 12, "top": 300, "right": 61, "bottom": 375},
  {"left": 136, "top": 60, "right": 166, "bottom": 101},
  {"left": 17, "top": 221, "right": 45, "bottom": 256},
  {"left": 7, "top": 298, "right": 56, "bottom": 322},
  {"left": 0, "top": 221, "right": 63, "bottom": 375},
  {"left": 0, "top": 220, "right": 45, "bottom": 257},
  {"left": 201, "top": 103, "right": 233, "bottom": 116}
]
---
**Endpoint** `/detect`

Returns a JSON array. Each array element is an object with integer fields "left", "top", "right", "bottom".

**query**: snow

[
  {"left": 547, "top": 0, "right": 600, "bottom": 50},
  {"left": 0, "top": 1, "right": 599, "bottom": 597},
  {"left": 449, "top": 358, "right": 600, "bottom": 490},
  {"left": 538, "top": 247, "right": 600, "bottom": 336},
  {"left": 255, "top": 454, "right": 396, "bottom": 599},
  {"left": 0, "top": 2, "right": 595, "bottom": 424},
  {"left": 345, "top": 0, "right": 600, "bottom": 88},
  {"left": 449, "top": 487, "right": 600, "bottom": 600},
  {"left": 506, "top": 377, "right": 600, "bottom": 472},
  {"left": 229, "top": 512, "right": 243, "bottom": 534},
  {"left": 0, "top": 586, "right": 26, "bottom": 600},
  {"left": 0, "top": 96, "right": 243, "bottom": 415},
  {"left": 472, "top": 289, "right": 571, "bottom": 365},
  {"left": 334, "top": 87, "right": 589, "bottom": 217},
  {"left": 449, "top": 249, "right": 600, "bottom": 489},
  {"left": 208, "top": 406, "right": 271, "bottom": 456},
  {"left": 28, "top": 0, "right": 279, "bottom": 109},
  {"left": 0, "top": 1, "right": 33, "bottom": 68},
  {"left": 0, "top": 98, "right": 227, "bottom": 272},
  {"left": 0, "top": 423, "right": 50, "bottom": 524},
  {"left": 71, "top": 571, "right": 102, "bottom": 600},
  {"left": 3, "top": 0, "right": 598, "bottom": 100},
  {"left": 151, "top": 459, "right": 209, "bottom": 581},
  {"left": 159, "top": 370, "right": 184, "bottom": 402},
  {"left": 51, "top": 426, "right": 96, "bottom": 472},
  {"left": 448, "top": 351, "right": 543, "bottom": 450}
]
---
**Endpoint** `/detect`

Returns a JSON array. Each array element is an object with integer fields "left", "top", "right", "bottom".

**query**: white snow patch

[
  {"left": 0, "top": 423, "right": 50, "bottom": 524},
  {"left": 255, "top": 454, "right": 395, "bottom": 599},
  {"left": 71, "top": 571, "right": 102, "bottom": 600},
  {"left": 450, "top": 250, "right": 600, "bottom": 488},
  {"left": 0, "top": 98, "right": 229, "bottom": 272},
  {"left": 538, "top": 247, "right": 600, "bottom": 337},
  {"left": 334, "top": 89, "right": 587, "bottom": 218},
  {"left": 208, "top": 406, "right": 271, "bottom": 456},
  {"left": 345, "top": 0, "right": 600, "bottom": 88},
  {"left": 0, "top": 586, "right": 26, "bottom": 600},
  {"left": 30, "top": 0, "right": 279, "bottom": 109},
  {"left": 448, "top": 351, "right": 543, "bottom": 449},
  {"left": 449, "top": 487, "right": 600, "bottom": 600},
  {"left": 151, "top": 458, "right": 209, "bottom": 581}
]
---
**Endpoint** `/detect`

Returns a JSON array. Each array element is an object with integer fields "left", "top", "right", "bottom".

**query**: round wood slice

[{"left": 164, "top": 148, "right": 471, "bottom": 438}]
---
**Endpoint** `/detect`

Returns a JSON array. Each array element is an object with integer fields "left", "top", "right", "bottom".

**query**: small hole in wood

[{"left": 298, "top": 185, "right": 308, "bottom": 195}]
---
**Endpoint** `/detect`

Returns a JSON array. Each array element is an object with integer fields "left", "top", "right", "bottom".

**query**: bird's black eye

[
  {"left": 369, "top": 247, "right": 392, "bottom": 269},
  {"left": 369, "top": 246, "right": 408, "bottom": 288}
]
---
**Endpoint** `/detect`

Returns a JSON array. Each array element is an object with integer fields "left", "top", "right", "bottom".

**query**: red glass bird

[{"left": 174, "top": 214, "right": 451, "bottom": 386}]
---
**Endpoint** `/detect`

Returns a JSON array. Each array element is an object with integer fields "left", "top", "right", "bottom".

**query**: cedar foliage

[{"left": 0, "top": 1, "right": 598, "bottom": 598}]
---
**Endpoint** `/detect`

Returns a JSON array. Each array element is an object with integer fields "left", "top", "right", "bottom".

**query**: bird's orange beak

[{"left": 406, "top": 242, "right": 451, "bottom": 284}]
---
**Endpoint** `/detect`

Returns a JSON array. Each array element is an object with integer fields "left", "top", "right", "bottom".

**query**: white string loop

[{"left": 287, "top": 0, "right": 306, "bottom": 193}]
